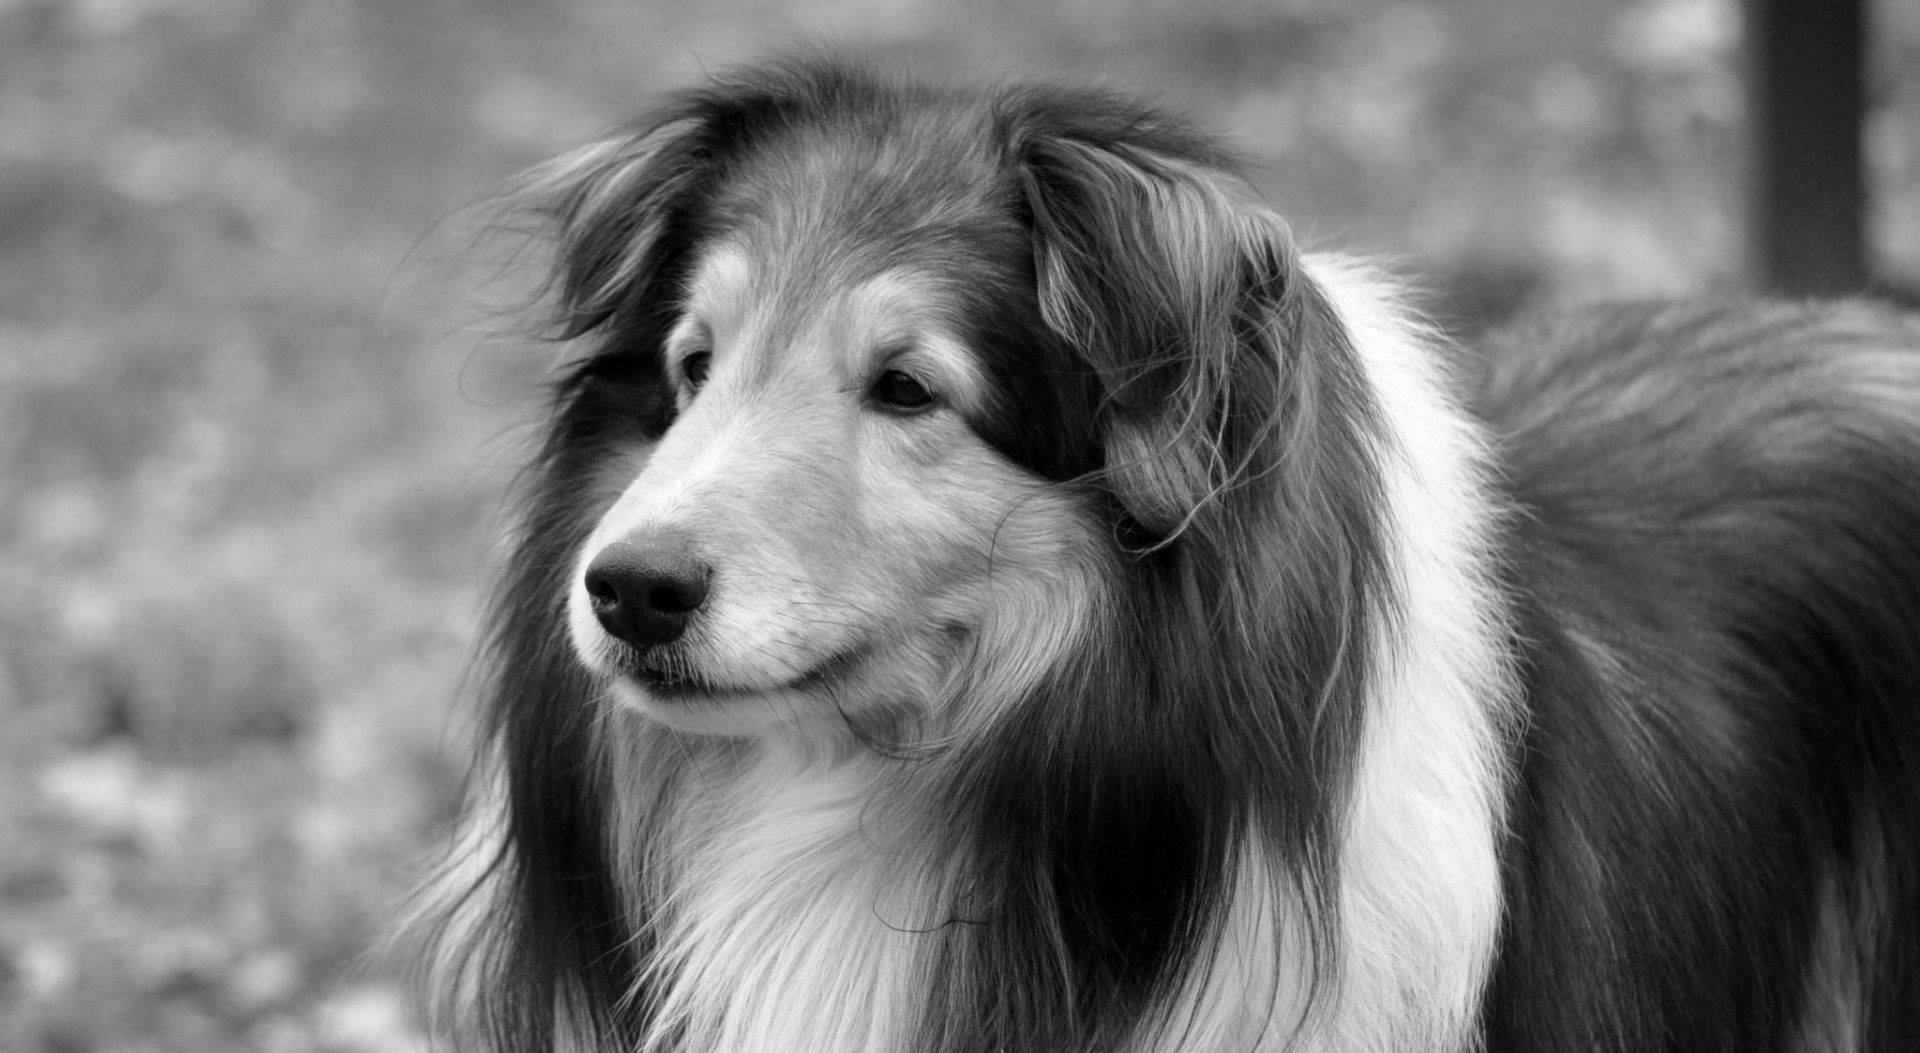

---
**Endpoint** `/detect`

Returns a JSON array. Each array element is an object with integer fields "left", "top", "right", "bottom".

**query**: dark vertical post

[{"left": 1749, "top": 0, "right": 1868, "bottom": 294}]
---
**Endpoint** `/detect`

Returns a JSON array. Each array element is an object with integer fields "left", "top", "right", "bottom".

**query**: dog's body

[{"left": 420, "top": 59, "right": 1920, "bottom": 1050}]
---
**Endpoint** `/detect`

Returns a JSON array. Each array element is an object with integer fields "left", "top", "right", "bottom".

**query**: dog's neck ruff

[
  {"left": 614, "top": 740, "right": 929, "bottom": 1051},
  {"left": 1282, "top": 255, "right": 1515, "bottom": 1048},
  {"left": 577, "top": 256, "right": 1517, "bottom": 1053}
]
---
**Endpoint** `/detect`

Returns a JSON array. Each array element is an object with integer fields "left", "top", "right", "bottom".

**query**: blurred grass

[{"left": 0, "top": 0, "right": 1914, "bottom": 1050}]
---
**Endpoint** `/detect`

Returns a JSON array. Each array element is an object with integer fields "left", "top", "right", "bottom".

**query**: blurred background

[{"left": 0, "top": 0, "right": 1915, "bottom": 1049}]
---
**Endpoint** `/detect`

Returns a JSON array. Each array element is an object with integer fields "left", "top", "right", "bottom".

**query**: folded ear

[
  {"left": 516, "top": 115, "right": 717, "bottom": 340},
  {"left": 524, "top": 59, "right": 887, "bottom": 342},
  {"left": 1011, "top": 102, "right": 1372, "bottom": 543}
]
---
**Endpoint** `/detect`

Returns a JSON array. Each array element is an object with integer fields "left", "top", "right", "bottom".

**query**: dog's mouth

[{"left": 614, "top": 645, "right": 866, "bottom": 703}]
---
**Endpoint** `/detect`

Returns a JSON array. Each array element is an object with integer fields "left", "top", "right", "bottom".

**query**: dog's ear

[
  {"left": 1011, "top": 100, "right": 1366, "bottom": 543},
  {"left": 525, "top": 59, "right": 880, "bottom": 342},
  {"left": 518, "top": 114, "right": 718, "bottom": 341}
]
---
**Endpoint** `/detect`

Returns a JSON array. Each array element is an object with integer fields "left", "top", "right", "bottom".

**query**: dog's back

[{"left": 1476, "top": 302, "right": 1920, "bottom": 1048}]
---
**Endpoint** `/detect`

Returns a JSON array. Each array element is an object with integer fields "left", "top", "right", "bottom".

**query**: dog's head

[
  {"left": 453, "top": 60, "right": 1416, "bottom": 1050},
  {"left": 529, "top": 59, "right": 1368, "bottom": 738}
]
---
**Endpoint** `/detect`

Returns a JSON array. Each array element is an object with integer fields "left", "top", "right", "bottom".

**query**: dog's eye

[
  {"left": 681, "top": 352, "right": 711, "bottom": 391},
  {"left": 870, "top": 369, "right": 935, "bottom": 412}
]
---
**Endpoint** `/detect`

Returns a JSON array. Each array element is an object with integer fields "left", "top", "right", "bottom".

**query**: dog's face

[
  {"left": 463, "top": 65, "right": 1421, "bottom": 1051},
  {"left": 561, "top": 129, "right": 1099, "bottom": 736},
  {"left": 540, "top": 70, "right": 1330, "bottom": 738}
]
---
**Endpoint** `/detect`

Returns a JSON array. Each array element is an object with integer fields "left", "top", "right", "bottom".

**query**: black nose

[{"left": 583, "top": 535, "right": 711, "bottom": 648}]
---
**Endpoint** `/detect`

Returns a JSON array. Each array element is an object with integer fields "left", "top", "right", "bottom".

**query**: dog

[{"left": 417, "top": 57, "right": 1920, "bottom": 1051}]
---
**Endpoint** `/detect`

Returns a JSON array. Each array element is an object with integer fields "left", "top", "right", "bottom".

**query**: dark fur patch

[{"left": 1478, "top": 302, "right": 1920, "bottom": 1049}]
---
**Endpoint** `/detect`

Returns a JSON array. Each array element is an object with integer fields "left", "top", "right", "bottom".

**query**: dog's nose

[{"left": 583, "top": 535, "right": 711, "bottom": 648}]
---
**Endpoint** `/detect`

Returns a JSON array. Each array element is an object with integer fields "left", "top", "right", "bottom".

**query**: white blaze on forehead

[{"left": 670, "top": 243, "right": 990, "bottom": 414}]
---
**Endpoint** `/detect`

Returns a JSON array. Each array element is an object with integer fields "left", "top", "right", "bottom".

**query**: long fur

[{"left": 415, "top": 57, "right": 1920, "bottom": 1051}]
